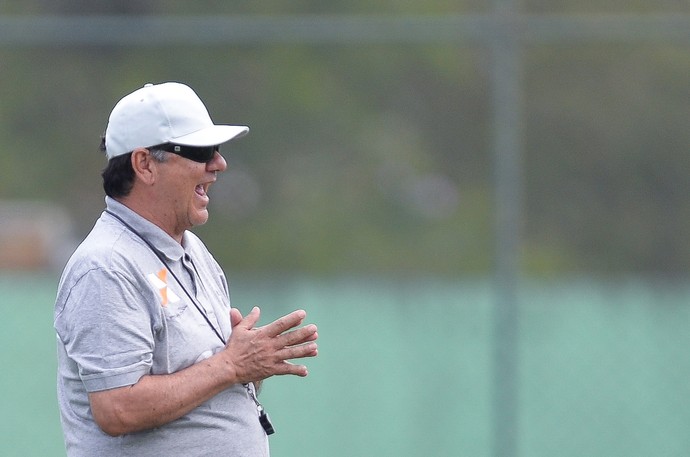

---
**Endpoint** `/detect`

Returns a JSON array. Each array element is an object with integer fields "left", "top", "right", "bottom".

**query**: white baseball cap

[{"left": 104, "top": 82, "right": 249, "bottom": 159}]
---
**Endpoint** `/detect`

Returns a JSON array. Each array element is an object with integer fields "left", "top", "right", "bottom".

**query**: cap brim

[{"left": 170, "top": 125, "right": 249, "bottom": 147}]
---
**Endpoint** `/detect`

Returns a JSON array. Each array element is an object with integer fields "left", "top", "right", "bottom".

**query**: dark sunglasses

[{"left": 154, "top": 143, "right": 220, "bottom": 163}]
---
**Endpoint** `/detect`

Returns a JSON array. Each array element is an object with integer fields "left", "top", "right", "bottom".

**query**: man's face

[{"left": 154, "top": 150, "right": 227, "bottom": 238}]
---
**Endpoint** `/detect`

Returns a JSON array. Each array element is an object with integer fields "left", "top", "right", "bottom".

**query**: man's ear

[{"left": 130, "top": 148, "right": 157, "bottom": 185}]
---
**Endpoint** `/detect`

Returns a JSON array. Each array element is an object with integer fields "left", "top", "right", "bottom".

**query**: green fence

[{"left": 2, "top": 273, "right": 689, "bottom": 456}]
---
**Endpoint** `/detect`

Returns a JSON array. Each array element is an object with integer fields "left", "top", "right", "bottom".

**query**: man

[{"left": 54, "top": 82, "right": 318, "bottom": 457}]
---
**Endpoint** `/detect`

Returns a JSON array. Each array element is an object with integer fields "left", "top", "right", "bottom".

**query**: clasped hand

[{"left": 225, "top": 307, "right": 318, "bottom": 383}]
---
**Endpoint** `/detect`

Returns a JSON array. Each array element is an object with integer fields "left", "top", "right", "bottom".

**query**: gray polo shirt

[{"left": 54, "top": 197, "right": 269, "bottom": 457}]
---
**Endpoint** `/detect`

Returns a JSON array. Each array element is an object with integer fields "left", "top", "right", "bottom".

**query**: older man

[{"left": 54, "top": 82, "right": 318, "bottom": 457}]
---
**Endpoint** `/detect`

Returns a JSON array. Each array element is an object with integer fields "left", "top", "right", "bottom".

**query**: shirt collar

[{"left": 104, "top": 196, "right": 186, "bottom": 262}]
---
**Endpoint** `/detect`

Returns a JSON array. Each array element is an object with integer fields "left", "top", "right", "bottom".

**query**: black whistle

[{"left": 258, "top": 406, "right": 275, "bottom": 435}]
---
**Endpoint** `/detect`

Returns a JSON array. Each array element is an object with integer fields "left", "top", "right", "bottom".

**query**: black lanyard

[{"left": 105, "top": 209, "right": 225, "bottom": 344}]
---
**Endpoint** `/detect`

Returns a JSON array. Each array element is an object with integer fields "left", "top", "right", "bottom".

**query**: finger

[
  {"left": 279, "top": 324, "right": 318, "bottom": 347},
  {"left": 274, "top": 361, "right": 310, "bottom": 377},
  {"left": 240, "top": 306, "right": 261, "bottom": 330},
  {"left": 263, "top": 310, "right": 306, "bottom": 337},
  {"left": 230, "top": 308, "right": 243, "bottom": 328},
  {"left": 278, "top": 341, "right": 319, "bottom": 361}
]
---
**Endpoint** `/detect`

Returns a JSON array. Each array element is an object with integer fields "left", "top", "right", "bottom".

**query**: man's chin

[{"left": 190, "top": 210, "right": 210, "bottom": 227}]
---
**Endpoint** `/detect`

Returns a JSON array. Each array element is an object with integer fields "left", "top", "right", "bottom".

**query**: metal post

[{"left": 490, "top": 1, "right": 523, "bottom": 457}]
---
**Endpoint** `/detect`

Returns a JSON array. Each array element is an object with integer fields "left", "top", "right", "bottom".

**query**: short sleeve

[{"left": 55, "top": 267, "right": 157, "bottom": 392}]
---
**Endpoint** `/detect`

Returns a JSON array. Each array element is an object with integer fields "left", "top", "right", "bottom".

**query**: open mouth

[{"left": 195, "top": 184, "right": 208, "bottom": 198}]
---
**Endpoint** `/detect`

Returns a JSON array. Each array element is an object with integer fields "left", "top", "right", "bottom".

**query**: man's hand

[{"left": 224, "top": 307, "right": 318, "bottom": 383}]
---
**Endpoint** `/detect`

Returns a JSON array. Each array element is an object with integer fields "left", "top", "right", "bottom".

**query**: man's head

[{"left": 101, "top": 82, "right": 249, "bottom": 239}]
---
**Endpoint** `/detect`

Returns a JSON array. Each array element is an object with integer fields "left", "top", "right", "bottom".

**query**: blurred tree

[{"left": 0, "top": 5, "right": 689, "bottom": 275}]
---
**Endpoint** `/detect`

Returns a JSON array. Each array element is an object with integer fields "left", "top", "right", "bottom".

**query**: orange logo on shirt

[
  {"left": 157, "top": 268, "right": 169, "bottom": 306},
  {"left": 146, "top": 268, "right": 180, "bottom": 307}
]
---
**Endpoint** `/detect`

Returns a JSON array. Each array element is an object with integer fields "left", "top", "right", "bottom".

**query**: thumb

[
  {"left": 230, "top": 308, "right": 243, "bottom": 328},
  {"left": 241, "top": 306, "right": 261, "bottom": 330}
]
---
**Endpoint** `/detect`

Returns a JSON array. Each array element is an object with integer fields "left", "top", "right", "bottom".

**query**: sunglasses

[{"left": 154, "top": 143, "right": 220, "bottom": 163}]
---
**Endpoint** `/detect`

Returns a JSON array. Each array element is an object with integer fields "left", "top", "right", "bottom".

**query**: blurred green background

[
  {"left": 4, "top": 275, "right": 690, "bottom": 456},
  {"left": 1, "top": 1, "right": 690, "bottom": 456}
]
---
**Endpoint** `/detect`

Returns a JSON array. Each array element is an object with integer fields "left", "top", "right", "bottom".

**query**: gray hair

[{"left": 147, "top": 147, "right": 169, "bottom": 162}]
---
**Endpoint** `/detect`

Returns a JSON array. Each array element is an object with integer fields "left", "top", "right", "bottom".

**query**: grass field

[{"left": 2, "top": 273, "right": 690, "bottom": 456}]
